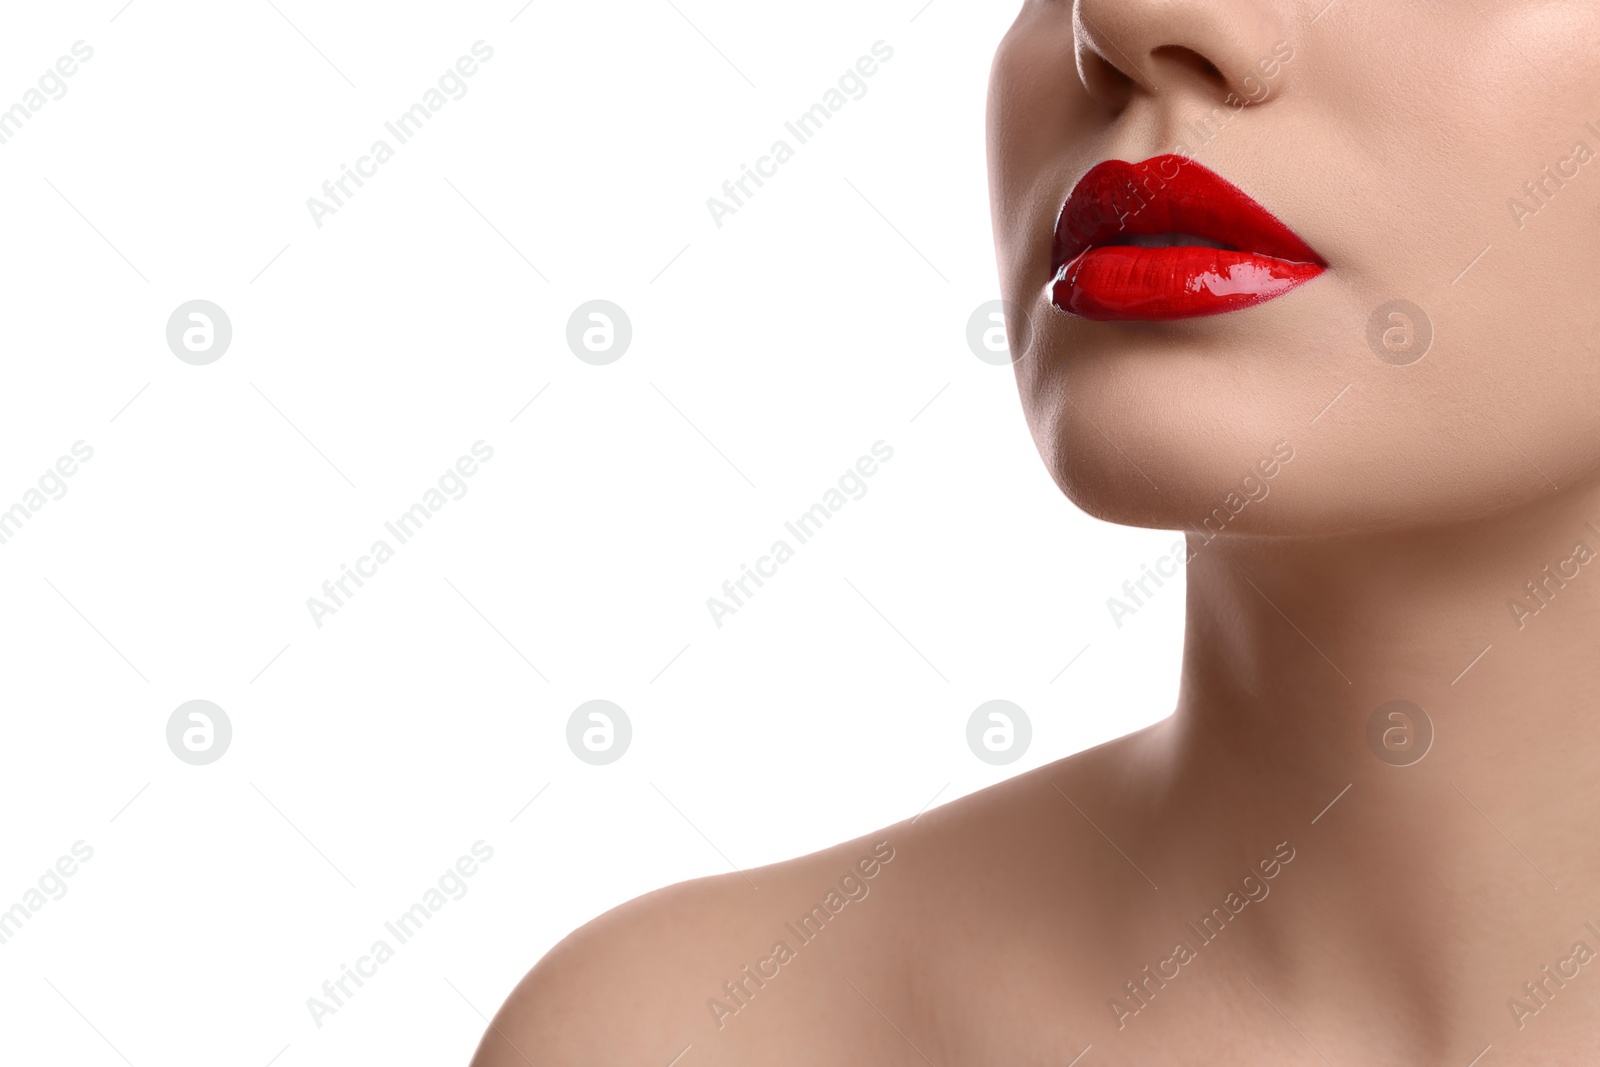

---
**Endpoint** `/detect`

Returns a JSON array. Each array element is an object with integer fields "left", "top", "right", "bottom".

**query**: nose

[{"left": 1072, "top": 0, "right": 1294, "bottom": 110}]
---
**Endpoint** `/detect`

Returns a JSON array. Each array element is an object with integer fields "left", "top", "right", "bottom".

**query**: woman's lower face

[{"left": 990, "top": 0, "right": 1600, "bottom": 534}]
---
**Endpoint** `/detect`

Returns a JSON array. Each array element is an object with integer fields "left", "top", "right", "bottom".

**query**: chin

[
  {"left": 1012, "top": 302, "right": 1314, "bottom": 533},
  {"left": 1032, "top": 426, "right": 1295, "bottom": 536},
  {"left": 1028, "top": 371, "right": 1583, "bottom": 538}
]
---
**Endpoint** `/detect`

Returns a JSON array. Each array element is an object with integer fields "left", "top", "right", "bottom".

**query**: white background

[{"left": 0, "top": 2, "right": 1183, "bottom": 1063}]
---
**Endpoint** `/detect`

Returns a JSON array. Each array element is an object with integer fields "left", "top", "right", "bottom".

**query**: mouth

[{"left": 1049, "top": 155, "right": 1326, "bottom": 322}]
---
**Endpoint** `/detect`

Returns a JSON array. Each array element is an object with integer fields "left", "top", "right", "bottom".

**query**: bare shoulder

[
  {"left": 468, "top": 736, "right": 1152, "bottom": 1066},
  {"left": 467, "top": 835, "right": 906, "bottom": 1067}
]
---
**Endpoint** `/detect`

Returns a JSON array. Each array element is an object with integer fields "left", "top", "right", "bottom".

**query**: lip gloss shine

[{"left": 1049, "top": 155, "right": 1326, "bottom": 322}]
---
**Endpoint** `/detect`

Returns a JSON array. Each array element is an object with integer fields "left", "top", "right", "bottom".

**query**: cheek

[
  {"left": 1310, "top": 4, "right": 1600, "bottom": 503},
  {"left": 987, "top": 16, "right": 1103, "bottom": 293}
]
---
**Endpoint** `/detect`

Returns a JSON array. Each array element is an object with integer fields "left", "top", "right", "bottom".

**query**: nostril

[
  {"left": 1077, "top": 46, "right": 1136, "bottom": 111},
  {"left": 1150, "top": 44, "right": 1227, "bottom": 87}
]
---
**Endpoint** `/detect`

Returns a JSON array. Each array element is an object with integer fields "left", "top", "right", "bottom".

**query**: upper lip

[{"left": 1051, "top": 155, "right": 1326, "bottom": 275}]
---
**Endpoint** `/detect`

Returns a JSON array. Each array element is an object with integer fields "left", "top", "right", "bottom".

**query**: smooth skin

[{"left": 473, "top": 1, "right": 1600, "bottom": 1063}]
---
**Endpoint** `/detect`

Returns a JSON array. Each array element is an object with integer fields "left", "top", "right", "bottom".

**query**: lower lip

[{"left": 1051, "top": 245, "right": 1324, "bottom": 322}]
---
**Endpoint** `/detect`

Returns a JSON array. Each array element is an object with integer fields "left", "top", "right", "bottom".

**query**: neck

[
  {"left": 1176, "top": 482, "right": 1600, "bottom": 785},
  {"left": 1154, "top": 481, "right": 1600, "bottom": 1046}
]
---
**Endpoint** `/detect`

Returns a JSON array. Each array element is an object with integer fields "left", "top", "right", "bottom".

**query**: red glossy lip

[{"left": 1049, "top": 155, "right": 1326, "bottom": 322}]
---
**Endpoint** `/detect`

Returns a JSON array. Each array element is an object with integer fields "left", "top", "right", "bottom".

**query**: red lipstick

[{"left": 1049, "top": 155, "right": 1325, "bottom": 322}]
